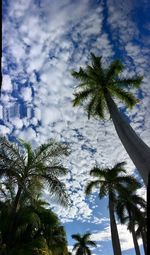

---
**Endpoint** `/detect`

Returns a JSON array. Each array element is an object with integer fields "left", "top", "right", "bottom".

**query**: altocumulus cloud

[{"left": 1, "top": 0, "right": 149, "bottom": 253}]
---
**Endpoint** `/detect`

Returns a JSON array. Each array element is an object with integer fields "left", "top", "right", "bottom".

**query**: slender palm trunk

[
  {"left": 131, "top": 225, "right": 141, "bottom": 255},
  {"left": 108, "top": 193, "right": 122, "bottom": 255},
  {"left": 127, "top": 210, "right": 141, "bottom": 255},
  {"left": 141, "top": 230, "right": 147, "bottom": 255},
  {"left": 105, "top": 91, "right": 150, "bottom": 186}
]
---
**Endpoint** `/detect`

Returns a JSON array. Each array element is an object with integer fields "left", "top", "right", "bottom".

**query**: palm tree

[
  {"left": 116, "top": 187, "right": 146, "bottom": 255},
  {"left": 0, "top": 198, "right": 68, "bottom": 255},
  {"left": 72, "top": 232, "right": 96, "bottom": 255},
  {"left": 72, "top": 53, "right": 150, "bottom": 186},
  {"left": 0, "top": 136, "right": 69, "bottom": 247},
  {"left": 85, "top": 162, "right": 141, "bottom": 255}
]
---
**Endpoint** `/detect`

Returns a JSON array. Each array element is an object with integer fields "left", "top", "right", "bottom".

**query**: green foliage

[
  {"left": 0, "top": 199, "right": 68, "bottom": 255},
  {"left": 116, "top": 186, "right": 146, "bottom": 231},
  {"left": 0, "top": 137, "right": 70, "bottom": 207},
  {"left": 72, "top": 232, "right": 96, "bottom": 255},
  {"left": 85, "top": 162, "right": 141, "bottom": 201},
  {"left": 0, "top": 137, "right": 70, "bottom": 253},
  {"left": 72, "top": 53, "right": 143, "bottom": 119}
]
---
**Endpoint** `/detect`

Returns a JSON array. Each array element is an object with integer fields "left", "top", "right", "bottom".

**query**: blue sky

[{"left": 1, "top": 0, "right": 150, "bottom": 254}]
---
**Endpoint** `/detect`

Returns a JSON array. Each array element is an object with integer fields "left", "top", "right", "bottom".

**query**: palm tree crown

[
  {"left": 72, "top": 232, "right": 96, "bottom": 255},
  {"left": 0, "top": 137, "right": 70, "bottom": 207},
  {"left": 85, "top": 162, "right": 140, "bottom": 199},
  {"left": 72, "top": 53, "right": 142, "bottom": 119}
]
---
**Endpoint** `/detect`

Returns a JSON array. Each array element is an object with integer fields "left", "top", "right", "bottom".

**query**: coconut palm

[
  {"left": 0, "top": 136, "right": 69, "bottom": 247},
  {"left": 85, "top": 162, "right": 141, "bottom": 255},
  {"left": 72, "top": 232, "right": 96, "bottom": 255},
  {"left": 116, "top": 187, "right": 146, "bottom": 255},
  {"left": 72, "top": 53, "right": 150, "bottom": 186}
]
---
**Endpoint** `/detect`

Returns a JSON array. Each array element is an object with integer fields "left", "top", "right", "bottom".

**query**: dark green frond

[
  {"left": 94, "top": 95, "right": 105, "bottom": 119},
  {"left": 90, "top": 53, "right": 103, "bottom": 73},
  {"left": 72, "top": 234, "right": 82, "bottom": 242},
  {"left": 91, "top": 53, "right": 102, "bottom": 68},
  {"left": 106, "top": 59, "right": 124, "bottom": 81},
  {"left": 90, "top": 167, "right": 108, "bottom": 178},
  {"left": 85, "top": 180, "right": 101, "bottom": 195},
  {"left": 110, "top": 86, "right": 139, "bottom": 108},
  {"left": 83, "top": 232, "right": 92, "bottom": 241},
  {"left": 72, "top": 88, "right": 95, "bottom": 107},
  {"left": 86, "top": 240, "right": 97, "bottom": 247},
  {"left": 35, "top": 139, "right": 70, "bottom": 161},
  {"left": 116, "top": 175, "right": 142, "bottom": 190},
  {"left": 113, "top": 161, "right": 126, "bottom": 169},
  {"left": 86, "top": 246, "right": 92, "bottom": 255},
  {"left": 115, "top": 76, "right": 143, "bottom": 88},
  {"left": 19, "top": 139, "right": 34, "bottom": 165},
  {"left": 85, "top": 93, "right": 105, "bottom": 119},
  {"left": 99, "top": 185, "right": 108, "bottom": 199},
  {"left": 72, "top": 243, "right": 80, "bottom": 251},
  {"left": 72, "top": 67, "right": 89, "bottom": 82},
  {"left": 43, "top": 175, "right": 69, "bottom": 207}
]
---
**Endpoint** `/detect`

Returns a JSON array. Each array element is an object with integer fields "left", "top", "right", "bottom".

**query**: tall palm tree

[
  {"left": 72, "top": 53, "right": 150, "bottom": 186},
  {"left": 72, "top": 232, "right": 96, "bottom": 255},
  {"left": 0, "top": 136, "right": 69, "bottom": 247},
  {"left": 116, "top": 187, "right": 146, "bottom": 255},
  {"left": 85, "top": 162, "right": 141, "bottom": 255}
]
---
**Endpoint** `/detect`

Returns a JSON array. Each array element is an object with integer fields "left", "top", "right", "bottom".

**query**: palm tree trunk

[
  {"left": 141, "top": 230, "right": 147, "bottom": 255},
  {"left": 105, "top": 91, "right": 150, "bottom": 186},
  {"left": 108, "top": 193, "right": 122, "bottom": 255},
  {"left": 130, "top": 224, "right": 141, "bottom": 255}
]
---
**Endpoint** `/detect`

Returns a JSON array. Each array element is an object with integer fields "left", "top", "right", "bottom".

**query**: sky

[{"left": 1, "top": 0, "right": 150, "bottom": 254}]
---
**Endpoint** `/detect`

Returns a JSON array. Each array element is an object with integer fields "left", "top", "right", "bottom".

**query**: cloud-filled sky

[{"left": 1, "top": 0, "right": 150, "bottom": 254}]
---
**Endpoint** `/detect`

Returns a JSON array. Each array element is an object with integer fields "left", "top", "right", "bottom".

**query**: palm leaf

[
  {"left": 72, "top": 88, "right": 95, "bottom": 107},
  {"left": 110, "top": 86, "right": 139, "bottom": 108},
  {"left": 72, "top": 67, "right": 90, "bottom": 82},
  {"left": 85, "top": 180, "right": 101, "bottom": 195},
  {"left": 106, "top": 59, "right": 124, "bottom": 81},
  {"left": 115, "top": 76, "right": 143, "bottom": 88}
]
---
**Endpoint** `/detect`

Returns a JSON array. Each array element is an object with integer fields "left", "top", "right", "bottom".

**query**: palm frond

[
  {"left": 72, "top": 88, "right": 95, "bottom": 107},
  {"left": 106, "top": 59, "right": 124, "bottom": 81},
  {"left": 72, "top": 67, "right": 90, "bottom": 82},
  {"left": 86, "top": 246, "right": 92, "bottom": 255},
  {"left": 115, "top": 76, "right": 143, "bottom": 88},
  {"left": 83, "top": 232, "right": 92, "bottom": 241},
  {"left": 43, "top": 175, "right": 69, "bottom": 207},
  {"left": 90, "top": 167, "right": 108, "bottom": 178},
  {"left": 110, "top": 86, "right": 139, "bottom": 108},
  {"left": 116, "top": 175, "right": 142, "bottom": 189},
  {"left": 34, "top": 139, "right": 70, "bottom": 163},
  {"left": 90, "top": 53, "right": 104, "bottom": 80},
  {"left": 19, "top": 139, "right": 34, "bottom": 165},
  {"left": 94, "top": 95, "right": 105, "bottom": 119},
  {"left": 86, "top": 240, "right": 97, "bottom": 247},
  {"left": 85, "top": 180, "right": 101, "bottom": 195},
  {"left": 99, "top": 185, "right": 108, "bottom": 199},
  {"left": 72, "top": 234, "right": 81, "bottom": 242}
]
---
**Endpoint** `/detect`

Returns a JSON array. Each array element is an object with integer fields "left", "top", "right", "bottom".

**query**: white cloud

[
  {"left": 2, "top": 75, "right": 13, "bottom": 92},
  {"left": 20, "top": 87, "right": 32, "bottom": 102},
  {"left": 1, "top": 4, "right": 148, "bottom": 254}
]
